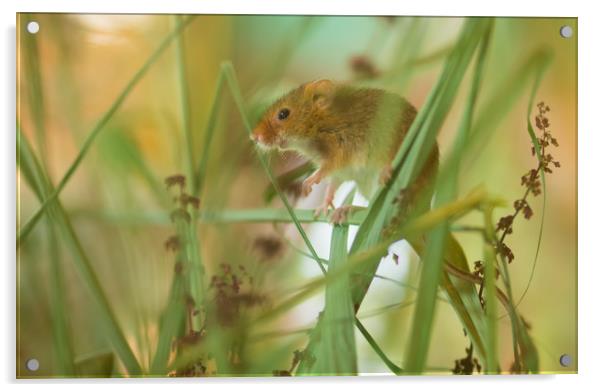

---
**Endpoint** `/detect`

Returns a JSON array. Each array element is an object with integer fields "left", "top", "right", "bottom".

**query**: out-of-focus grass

[
  {"left": 16, "top": 14, "right": 575, "bottom": 377},
  {"left": 404, "top": 19, "right": 493, "bottom": 373},
  {"left": 18, "top": 126, "right": 141, "bottom": 375},
  {"left": 18, "top": 14, "right": 197, "bottom": 376},
  {"left": 17, "top": 15, "right": 196, "bottom": 244}
]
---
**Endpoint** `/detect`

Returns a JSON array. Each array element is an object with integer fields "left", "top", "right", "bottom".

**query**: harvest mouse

[{"left": 251, "top": 79, "right": 437, "bottom": 223}]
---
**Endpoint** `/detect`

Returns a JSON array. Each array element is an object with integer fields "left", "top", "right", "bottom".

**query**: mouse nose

[{"left": 251, "top": 133, "right": 263, "bottom": 144}]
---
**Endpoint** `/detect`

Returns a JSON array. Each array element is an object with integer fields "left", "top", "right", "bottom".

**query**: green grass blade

[
  {"left": 19, "top": 18, "right": 76, "bottom": 374},
  {"left": 181, "top": 217, "right": 205, "bottom": 332},
  {"left": 47, "top": 225, "right": 76, "bottom": 376},
  {"left": 222, "top": 61, "right": 326, "bottom": 275},
  {"left": 17, "top": 15, "right": 197, "bottom": 244},
  {"left": 347, "top": 19, "right": 485, "bottom": 309},
  {"left": 409, "top": 235, "right": 487, "bottom": 364},
  {"left": 458, "top": 26, "right": 498, "bottom": 373},
  {"left": 312, "top": 217, "right": 357, "bottom": 374},
  {"left": 174, "top": 15, "right": 196, "bottom": 190},
  {"left": 149, "top": 273, "right": 186, "bottom": 375},
  {"left": 302, "top": 192, "right": 358, "bottom": 376},
  {"left": 20, "top": 14, "right": 47, "bottom": 162},
  {"left": 54, "top": 194, "right": 144, "bottom": 375},
  {"left": 16, "top": 123, "right": 44, "bottom": 201},
  {"left": 483, "top": 208, "right": 499, "bottom": 373},
  {"left": 78, "top": 207, "right": 369, "bottom": 226},
  {"left": 404, "top": 19, "right": 492, "bottom": 374},
  {"left": 173, "top": 15, "right": 206, "bottom": 332},
  {"left": 17, "top": 124, "right": 76, "bottom": 376},
  {"left": 487, "top": 211, "right": 539, "bottom": 373},
  {"left": 404, "top": 226, "right": 449, "bottom": 374},
  {"left": 17, "top": 15, "right": 75, "bottom": 377},
  {"left": 17, "top": 128, "right": 142, "bottom": 375},
  {"left": 355, "top": 319, "right": 402, "bottom": 375},
  {"left": 194, "top": 68, "right": 225, "bottom": 197}
]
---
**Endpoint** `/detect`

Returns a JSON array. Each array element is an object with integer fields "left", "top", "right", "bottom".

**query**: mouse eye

[{"left": 278, "top": 108, "right": 290, "bottom": 120}]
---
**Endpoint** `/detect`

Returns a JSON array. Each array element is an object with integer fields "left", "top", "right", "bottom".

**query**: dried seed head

[
  {"left": 165, "top": 174, "right": 186, "bottom": 190},
  {"left": 452, "top": 343, "right": 481, "bottom": 375},
  {"left": 349, "top": 55, "right": 380, "bottom": 79},
  {"left": 179, "top": 192, "right": 201, "bottom": 209},
  {"left": 209, "top": 262, "right": 266, "bottom": 326},
  {"left": 174, "top": 261, "right": 184, "bottom": 274},
  {"left": 164, "top": 235, "right": 181, "bottom": 252},
  {"left": 253, "top": 235, "right": 284, "bottom": 261},
  {"left": 170, "top": 208, "right": 191, "bottom": 223}
]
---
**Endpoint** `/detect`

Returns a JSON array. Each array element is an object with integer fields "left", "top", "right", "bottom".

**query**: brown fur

[{"left": 252, "top": 80, "right": 438, "bottom": 201}]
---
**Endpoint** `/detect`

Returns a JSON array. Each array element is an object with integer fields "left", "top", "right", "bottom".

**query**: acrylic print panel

[{"left": 16, "top": 13, "right": 577, "bottom": 378}]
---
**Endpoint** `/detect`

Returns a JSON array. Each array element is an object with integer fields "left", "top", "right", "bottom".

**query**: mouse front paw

[
  {"left": 330, "top": 206, "right": 357, "bottom": 225},
  {"left": 302, "top": 179, "right": 314, "bottom": 197},
  {"left": 302, "top": 170, "right": 323, "bottom": 197}
]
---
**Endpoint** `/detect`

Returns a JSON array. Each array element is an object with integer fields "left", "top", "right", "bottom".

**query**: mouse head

[{"left": 251, "top": 79, "right": 335, "bottom": 150}]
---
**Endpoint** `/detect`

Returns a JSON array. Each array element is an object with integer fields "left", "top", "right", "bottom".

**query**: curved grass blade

[
  {"left": 348, "top": 19, "right": 486, "bottom": 310},
  {"left": 404, "top": 19, "right": 493, "bottom": 374},
  {"left": 409, "top": 235, "right": 487, "bottom": 364},
  {"left": 355, "top": 319, "right": 402, "bottom": 375},
  {"left": 17, "top": 124, "right": 76, "bottom": 376},
  {"left": 17, "top": 128, "right": 142, "bottom": 375},
  {"left": 18, "top": 24, "right": 72, "bottom": 373}
]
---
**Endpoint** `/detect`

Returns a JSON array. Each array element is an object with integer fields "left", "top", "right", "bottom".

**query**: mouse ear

[{"left": 304, "top": 79, "right": 335, "bottom": 110}]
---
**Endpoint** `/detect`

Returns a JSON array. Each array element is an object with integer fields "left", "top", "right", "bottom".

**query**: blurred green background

[{"left": 17, "top": 14, "right": 576, "bottom": 376}]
